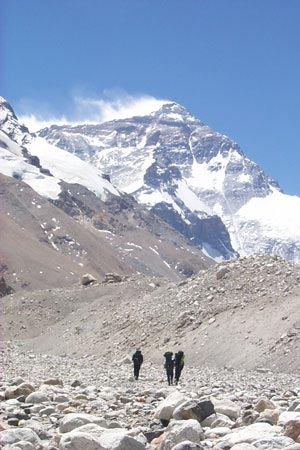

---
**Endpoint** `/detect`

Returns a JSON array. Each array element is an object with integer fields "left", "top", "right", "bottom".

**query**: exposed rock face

[{"left": 0, "top": 99, "right": 214, "bottom": 292}]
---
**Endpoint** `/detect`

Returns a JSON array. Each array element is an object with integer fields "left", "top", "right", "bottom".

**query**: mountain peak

[{"left": 153, "top": 101, "right": 204, "bottom": 126}]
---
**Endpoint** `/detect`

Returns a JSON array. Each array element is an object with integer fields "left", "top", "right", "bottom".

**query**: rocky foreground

[{"left": 1, "top": 348, "right": 300, "bottom": 449}]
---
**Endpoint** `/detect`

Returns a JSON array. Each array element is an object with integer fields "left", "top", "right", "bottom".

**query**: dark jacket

[{"left": 132, "top": 350, "right": 143, "bottom": 366}]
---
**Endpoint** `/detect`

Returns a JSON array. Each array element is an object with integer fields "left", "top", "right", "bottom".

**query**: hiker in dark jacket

[
  {"left": 164, "top": 351, "right": 174, "bottom": 385},
  {"left": 132, "top": 348, "right": 143, "bottom": 380},
  {"left": 174, "top": 350, "right": 184, "bottom": 384}
]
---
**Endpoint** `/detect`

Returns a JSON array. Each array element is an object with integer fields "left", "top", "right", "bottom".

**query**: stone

[
  {"left": 259, "top": 408, "right": 279, "bottom": 425},
  {"left": 173, "top": 399, "right": 215, "bottom": 422},
  {"left": 0, "top": 428, "right": 42, "bottom": 449},
  {"left": 159, "top": 419, "right": 204, "bottom": 450},
  {"left": 212, "top": 398, "right": 241, "bottom": 420},
  {"left": 104, "top": 273, "right": 122, "bottom": 283},
  {"left": 278, "top": 412, "right": 300, "bottom": 426},
  {"left": 5, "top": 383, "right": 35, "bottom": 400},
  {"left": 216, "top": 267, "right": 230, "bottom": 280},
  {"left": 283, "top": 420, "right": 300, "bottom": 441},
  {"left": 154, "top": 391, "right": 186, "bottom": 421},
  {"left": 42, "top": 378, "right": 63, "bottom": 386},
  {"left": 5, "top": 442, "right": 35, "bottom": 450},
  {"left": 230, "top": 445, "right": 256, "bottom": 450},
  {"left": 254, "top": 398, "right": 277, "bottom": 412},
  {"left": 170, "top": 441, "right": 205, "bottom": 450},
  {"left": 25, "top": 391, "right": 49, "bottom": 404},
  {"left": 59, "top": 413, "right": 107, "bottom": 433},
  {"left": 99, "top": 432, "right": 145, "bottom": 450},
  {"left": 81, "top": 273, "right": 97, "bottom": 286},
  {"left": 216, "top": 422, "right": 281, "bottom": 447}
]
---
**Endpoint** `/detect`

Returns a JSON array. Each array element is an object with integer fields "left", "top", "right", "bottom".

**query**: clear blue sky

[{"left": 1, "top": 0, "right": 300, "bottom": 195}]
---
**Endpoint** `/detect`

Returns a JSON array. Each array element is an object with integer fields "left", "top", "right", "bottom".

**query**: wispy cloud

[{"left": 18, "top": 91, "right": 169, "bottom": 132}]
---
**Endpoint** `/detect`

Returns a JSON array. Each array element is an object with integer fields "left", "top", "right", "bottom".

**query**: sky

[{"left": 1, "top": 0, "right": 300, "bottom": 196}]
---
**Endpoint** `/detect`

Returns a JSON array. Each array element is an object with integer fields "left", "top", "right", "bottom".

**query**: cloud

[{"left": 18, "top": 92, "right": 169, "bottom": 132}]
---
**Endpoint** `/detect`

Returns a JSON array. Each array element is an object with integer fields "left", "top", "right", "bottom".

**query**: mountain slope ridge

[{"left": 39, "top": 101, "right": 300, "bottom": 262}]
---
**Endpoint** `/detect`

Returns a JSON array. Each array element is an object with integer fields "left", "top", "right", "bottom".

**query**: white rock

[
  {"left": 25, "top": 391, "right": 49, "bottom": 404},
  {"left": 100, "top": 432, "right": 145, "bottom": 450},
  {"left": 59, "top": 413, "right": 107, "bottom": 433},
  {"left": 216, "top": 422, "right": 281, "bottom": 447},
  {"left": 0, "top": 428, "right": 42, "bottom": 449},
  {"left": 160, "top": 419, "right": 204, "bottom": 450},
  {"left": 212, "top": 398, "right": 241, "bottom": 419},
  {"left": 4, "top": 442, "right": 35, "bottom": 450},
  {"left": 278, "top": 411, "right": 300, "bottom": 426},
  {"left": 59, "top": 424, "right": 106, "bottom": 450},
  {"left": 230, "top": 444, "right": 256, "bottom": 450},
  {"left": 154, "top": 391, "right": 186, "bottom": 421}
]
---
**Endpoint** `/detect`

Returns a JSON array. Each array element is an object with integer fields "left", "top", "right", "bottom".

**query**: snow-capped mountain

[
  {"left": 39, "top": 101, "right": 300, "bottom": 263},
  {"left": 0, "top": 97, "right": 212, "bottom": 291}
]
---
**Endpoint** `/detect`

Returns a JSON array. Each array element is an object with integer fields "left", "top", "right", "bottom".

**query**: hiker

[
  {"left": 164, "top": 351, "right": 174, "bottom": 385},
  {"left": 174, "top": 350, "right": 184, "bottom": 384},
  {"left": 132, "top": 348, "right": 143, "bottom": 380}
]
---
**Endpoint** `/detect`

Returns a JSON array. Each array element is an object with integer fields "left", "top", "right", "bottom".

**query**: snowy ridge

[
  {"left": 39, "top": 101, "right": 300, "bottom": 263},
  {"left": 0, "top": 98, "right": 120, "bottom": 201}
]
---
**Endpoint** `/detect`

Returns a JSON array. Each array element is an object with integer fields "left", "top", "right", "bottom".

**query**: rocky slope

[
  {"left": 3, "top": 254, "right": 300, "bottom": 373},
  {"left": 1, "top": 254, "right": 300, "bottom": 449},
  {"left": 0, "top": 98, "right": 213, "bottom": 292},
  {"left": 39, "top": 102, "right": 300, "bottom": 263}
]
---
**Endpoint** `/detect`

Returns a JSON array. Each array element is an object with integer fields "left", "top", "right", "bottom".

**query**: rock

[
  {"left": 154, "top": 391, "right": 187, "bottom": 421},
  {"left": 59, "top": 413, "right": 107, "bottom": 433},
  {"left": 4, "top": 442, "right": 36, "bottom": 450},
  {"left": 159, "top": 419, "right": 204, "bottom": 450},
  {"left": 5, "top": 383, "right": 35, "bottom": 399},
  {"left": 278, "top": 412, "right": 300, "bottom": 426},
  {"left": 254, "top": 398, "right": 277, "bottom": 412},
  {"left": 0, "top": 428, "right": 42, "bottom": 449},
  {"left": 81, "top": 273, "right": 97, "bottom": 286},
  {"left": 283, "top": 420, "right": 300, "bottom": 441},
  {"left": 104, "top": 273, "right": 122, "bottom": 283},
  {"left": 25, "top": 391, "right": 49, "bottom": 404},
  {"left": 230, "top": 445, "right": 256, "bottom": 450},
  {"left": 100, "top": 431, "right": 146, "bottom": 449},
  {"left": 259, "top": 408, "right": 279, "bottom": 425},
  {"left": 216, "top": 267, "right": 230, "bottom": 280},
  {"left": 216, "top": 422, "right": 281, "bottom": 447},
  {"left": 212, "top": 398, "right": 241, "bottom": 420},
  {"left": 42, "top": 378, "right": 63, "bottom": 386},
  {"left": 59, "top": 425, "right": 105, "bottom": 450},
  {"left": 170, "top": 441, "right": 205, "bottom": 450},
  {"left": 211, "top": 416, "right": 235, "bottom": 428},
  {"left": 173, "top": 399, "right": 215, "bottom": 423}
]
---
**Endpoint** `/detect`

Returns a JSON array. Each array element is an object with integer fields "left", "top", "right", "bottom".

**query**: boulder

[
  {"left": 254, "top": 398, "right": 277, "bottom": 412},
  {"left": 216, "top": 267, "right": 230, "bottom": 280},
  {"left": 216, "top": 422, "right": 281, "bottom": 447},
  {"left": 283, "top": 420, "right": 300, "bottom": 441},
  {"left": 230, "top": 445, "right": 256, "bottom": 450},
  {"left": 170, "top": 441, "right": 205, "bottom": 450},
  {"left": 0, "top": 428, "right": 42, "bottom": 449},
  {"left": 104, "top": 273, "right": 122, "bottom": 283},
  {"left": 278, "top": 412, "right": 300, "bottom": 426},
  {"left": 81, "top": 273, "right": 97, "bottom": 285},
  {"left": 100, "top": 432, "right": 145, "bottom": 450},
  {"left": 154, "top": 391, "right": 187, "bottom": 421},
  {"left": 212, "top": 398, "right": 241, "bottom": 420},
  {"left": 25, "top": 391, "right": 49, "bottom": 404},
  {"left": 159, "top": 419, "right": 204, "bottom": 450},
  {"left": 59, "top": 413, "right": 107, "bottom": 433},
  {"left": 173, "top": 399, "right": 215, "bottom": 423},
  {"left": 4, "top": 441, "right": 35, "bottom": 450},
  {"left": 5, "top": 383, "right": 35, "bottom": 399},
  {"left": 42, "top": 378, "right": 63, "bottom": 386}
]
